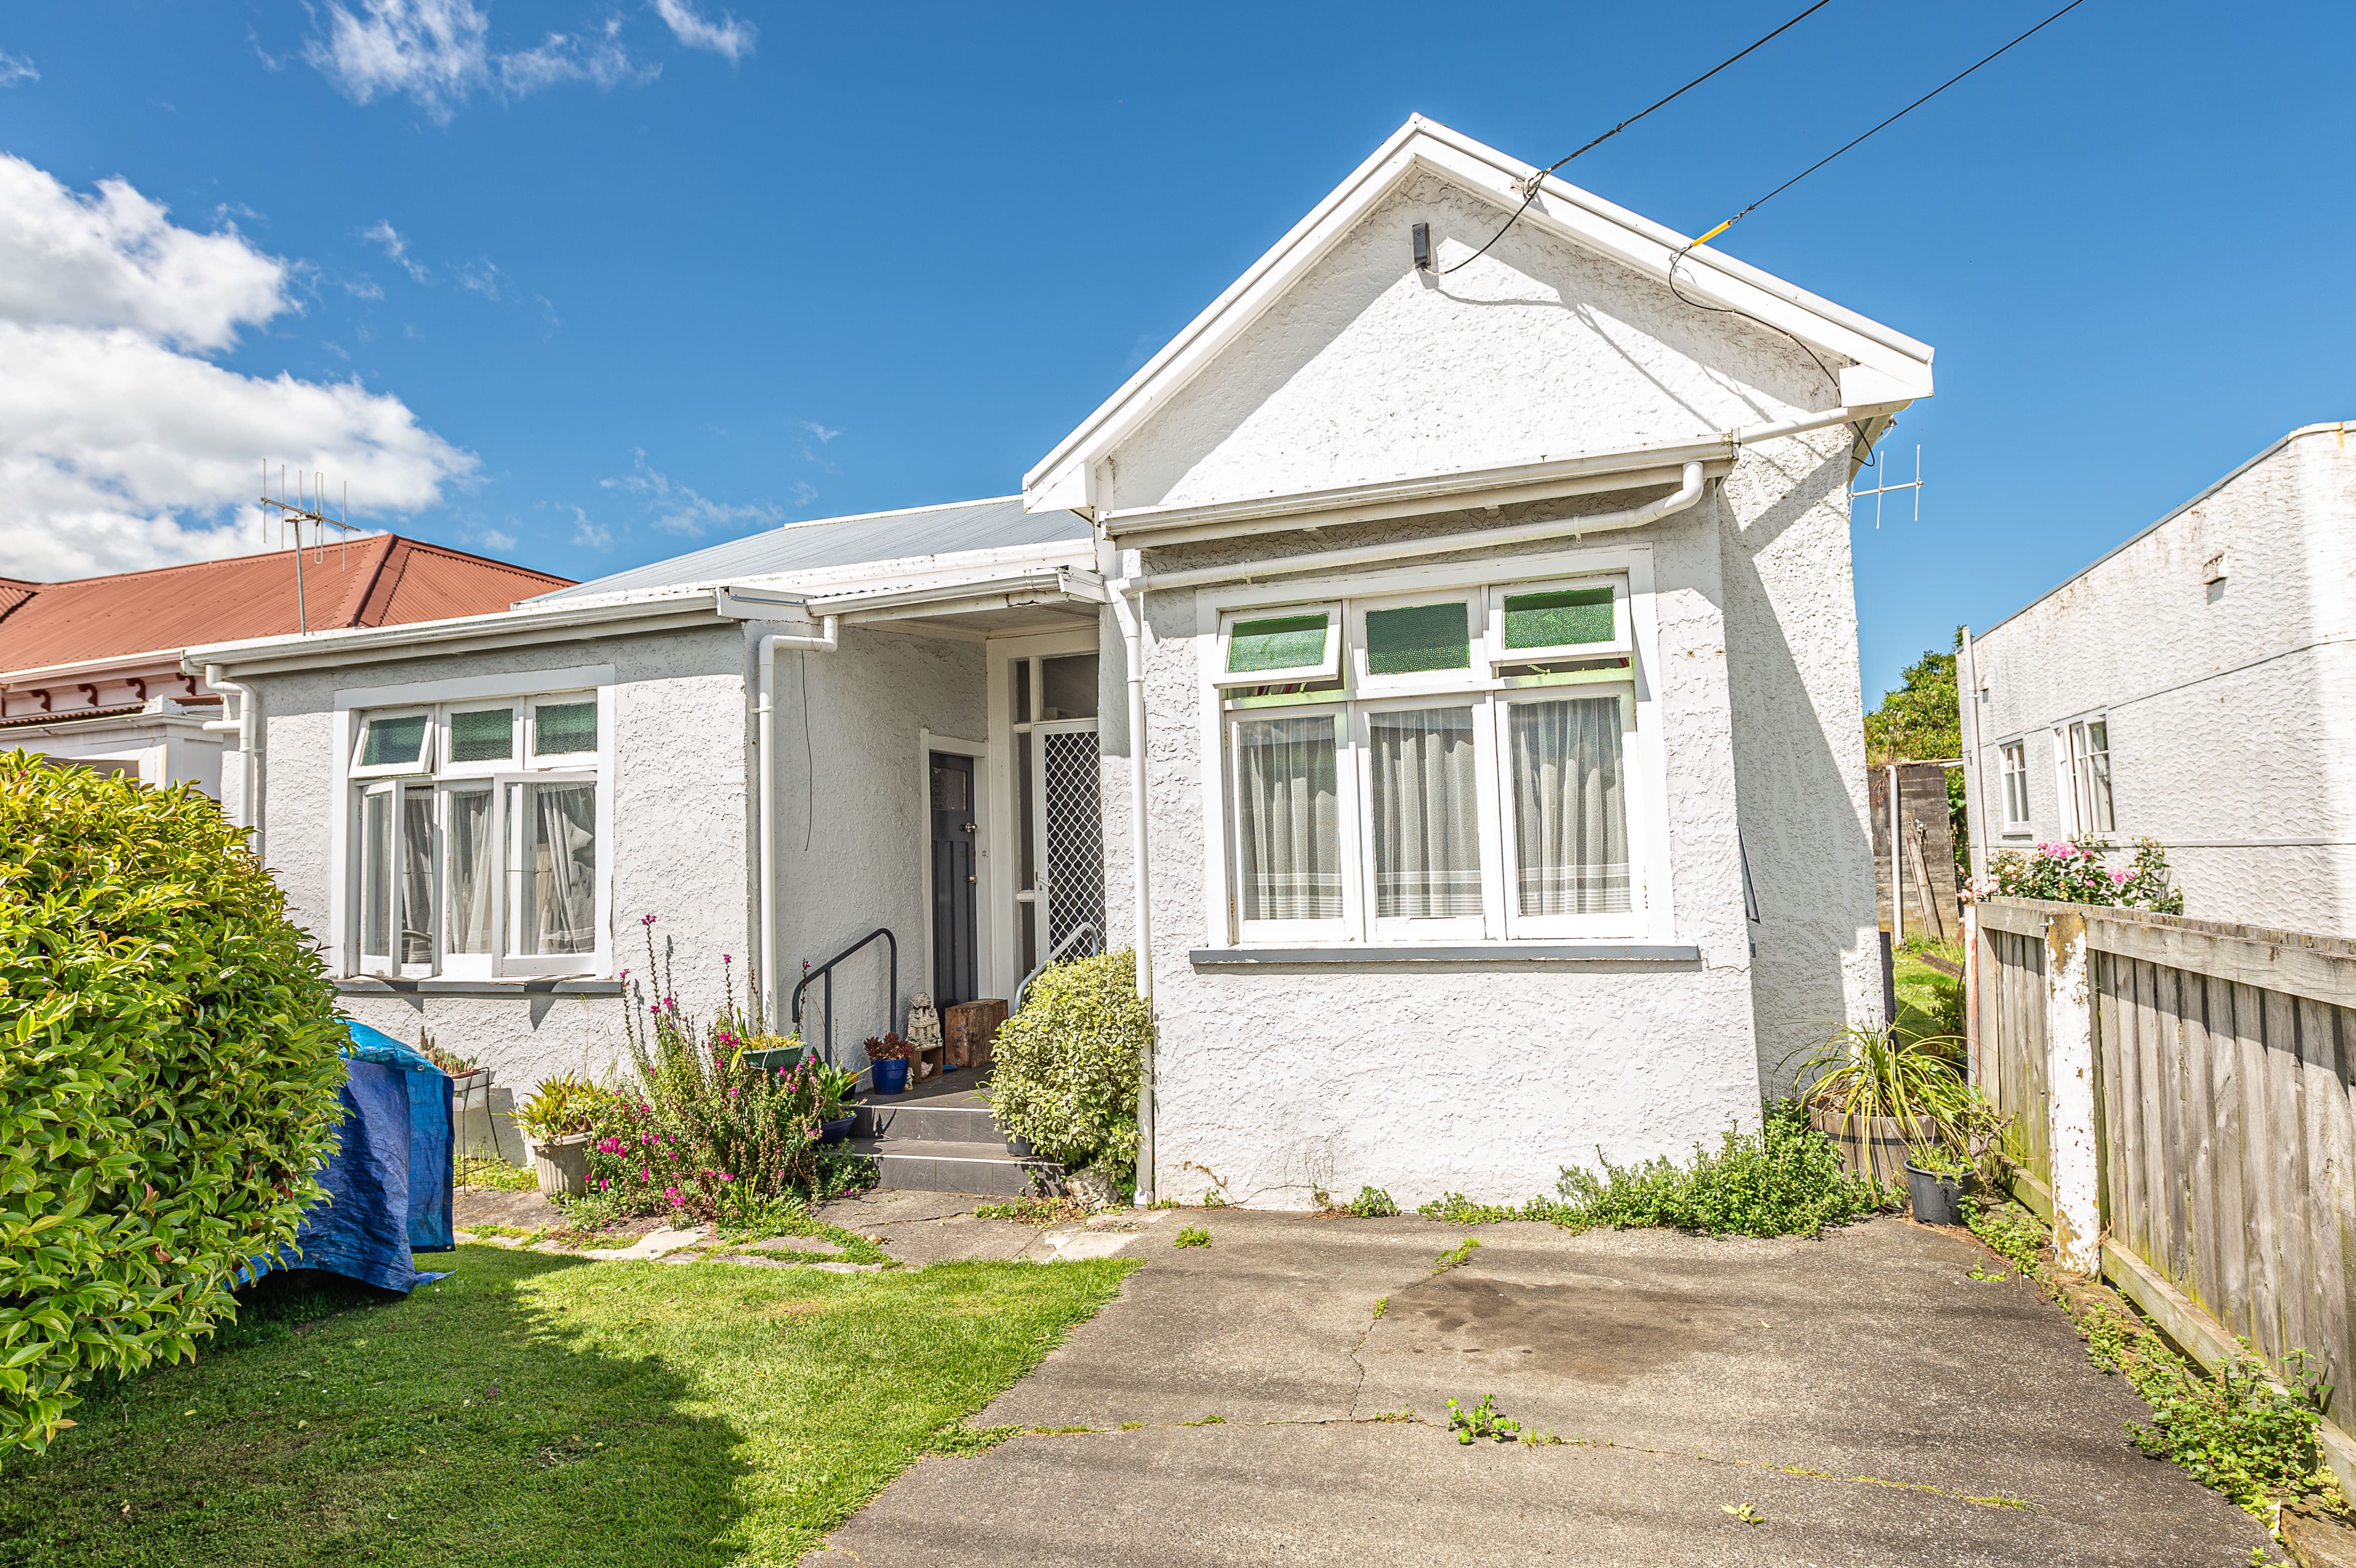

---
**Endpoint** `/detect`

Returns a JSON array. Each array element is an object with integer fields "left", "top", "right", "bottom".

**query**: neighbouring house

[
  {"left": 182, "top": 116, "right": 1934, "bottom": 1204},
  {"left": 0, "top": 536, "right": 571, "bottom": 791},
  {"left": 1959, "top": 422, "right": 2356, "bottom": 934}
]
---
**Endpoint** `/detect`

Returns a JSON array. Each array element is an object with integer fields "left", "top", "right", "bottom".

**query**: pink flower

[
  {"left": 642, "top": 914, "right": 658, "bottom": 927},
  {"left": 2112, "top": 869, "right": 2130, "bottom": 884},
  {"left": 723, "top": 954, "right": 732, "bottom": 965}
]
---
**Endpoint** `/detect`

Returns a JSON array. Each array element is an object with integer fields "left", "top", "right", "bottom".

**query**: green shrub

[
  {"left": 0, "top": 754, "right": 346, "bottom": 1452},
  {"left": 988, "top": 949, "right": 1149, "bottom": 1181},
  {"left": 1552, "top": 1101, "right": 1897, "bottom": 1237}
]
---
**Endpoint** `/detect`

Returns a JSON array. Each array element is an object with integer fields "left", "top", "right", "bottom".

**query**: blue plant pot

[
  {"left": 871, "top": 1059, "right": 909, "bottom": 1095},
  {"left": 820, "top": 1114, "right": 856, "bottom": 1144}
]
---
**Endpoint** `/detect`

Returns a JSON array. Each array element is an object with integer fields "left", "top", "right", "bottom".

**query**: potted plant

[
  {"left": 1905, "top": 1142, "right": 1970, "bottom": 1227},
  {"left": 515, "top": 1072, "right": 613, "bottom": 1198},
  {"left": 815, "top": 1061, "right": 861, "bottom": 1142},
  {"left": 1792, "top": 1024, "right": 1975, "bottom": 1187},
  {"left": 863, "top": 1032, "right": 915, "bottom": 1096}
]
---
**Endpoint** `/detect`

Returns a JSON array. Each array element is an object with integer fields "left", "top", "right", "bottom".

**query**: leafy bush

[
  {"left": 988, "top": 949, "right": 1150, "bottom": 1181},
  {"left": 513, "top": 1072, "right": 619, "bottom": 1143},
  {"left": 1552, "top": 1101, "right": 1897, "bottom": 1237},
  {"left": 1976, "top": 837, "right": 2182, "bottom": 913},
  {"left": 0, "top": 754, "right": 346, "bottom": 1452}
]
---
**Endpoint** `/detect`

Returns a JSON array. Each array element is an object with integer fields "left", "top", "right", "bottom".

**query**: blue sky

[{"left": 0, "top": 1, "right": 2348, "bottom": 707}]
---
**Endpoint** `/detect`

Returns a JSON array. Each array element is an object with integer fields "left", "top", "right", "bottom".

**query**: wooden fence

[{"left": 1971, "top": 898, "right": 2356, "bottom": 1486}]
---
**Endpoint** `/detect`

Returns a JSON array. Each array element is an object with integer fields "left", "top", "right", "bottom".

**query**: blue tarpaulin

[{"left": 246, "top": 1022, "right": 454, "bottom": 1294}]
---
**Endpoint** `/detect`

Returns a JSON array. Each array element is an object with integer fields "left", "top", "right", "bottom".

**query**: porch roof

[{"left": 532, "top": 497, "right": 1092, "bottom": 602}]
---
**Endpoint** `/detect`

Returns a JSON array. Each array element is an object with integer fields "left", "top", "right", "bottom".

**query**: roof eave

[{"left": 184, "top": 590, "right": 731, "bottom": 679}]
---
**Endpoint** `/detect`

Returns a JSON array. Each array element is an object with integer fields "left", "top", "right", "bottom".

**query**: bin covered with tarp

[{"left": 245, "top": 1021, "right": 455, "bottom": 1293}]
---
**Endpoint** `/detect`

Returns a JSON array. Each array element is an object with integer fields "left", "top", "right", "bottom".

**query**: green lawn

[
  {"left": 0, "top": 1245, "right": 1134, "bottom": 1567},
  {"left": 1893, "top": 949, "right": 1965, "bottom": 1048}
]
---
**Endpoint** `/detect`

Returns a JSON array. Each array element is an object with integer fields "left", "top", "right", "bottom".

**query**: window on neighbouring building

[
  {"left": 348, "top": 691, "right": 603, "bottom": 979},
  {"left": 2001, "top": 741, "right": 2030, "bottom": 830},
  {"left": 2066, "top": 717, "right": 2115, "bottom": 837},
  {"left": 1217, "top": 572, "right": 1641, "bottom": 945}
]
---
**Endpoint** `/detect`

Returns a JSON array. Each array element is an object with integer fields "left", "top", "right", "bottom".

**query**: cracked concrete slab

[{"left": 821, "top": 1211, "right": 2271, "bottom": 1566}]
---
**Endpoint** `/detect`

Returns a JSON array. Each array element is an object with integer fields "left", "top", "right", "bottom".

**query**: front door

[{"left": 929, "top": 752, "right": 979, "bottom": 1007}]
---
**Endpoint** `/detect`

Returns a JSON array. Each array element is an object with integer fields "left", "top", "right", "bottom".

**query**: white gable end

[
  {"left": 1027, "top": 116, "right": 1932, "bottom": 523},
  {"left": 1103, "top": 168, "right": 1838, "bottom": 516}
]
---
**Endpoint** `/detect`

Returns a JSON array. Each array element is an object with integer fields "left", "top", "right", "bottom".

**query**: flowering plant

[
  {"left": 580, "top": 917, "right": 861, "bottom": 1220},
  {"left": 1968, "top": 837, "right": 2182, "bottom": 914}
]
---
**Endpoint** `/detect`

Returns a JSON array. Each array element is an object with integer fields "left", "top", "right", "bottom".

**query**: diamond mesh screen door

[{"left": 1033, "top": 720, "right": 1104, "bottom": 956}]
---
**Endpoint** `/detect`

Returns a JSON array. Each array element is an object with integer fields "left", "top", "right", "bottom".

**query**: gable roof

[
  {"left": 534, "top": 496, "right": 1092, "bottom": 601},
  {"left": 1024, "top": 114, "right": 1934, "bottom": 514},
  {"left": 0, "top": 536, "right": 573, "bottom": 677}
]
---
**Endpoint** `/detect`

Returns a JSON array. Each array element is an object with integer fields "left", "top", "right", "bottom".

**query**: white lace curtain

[
  {"left": 1509, "top": 697, "right": 1629, "bottom": 914},
  {"left": 519, "top": 781, "right": 597, "bottom": 955},
  {"left": 447, "top": 789, "right": 495, "bottom": 954},
  {"left": 1235, "top": 715, "right": 1341, "bottom": 921},
  {"left": 1368, "top": 706, "right": 1482, "bottom": 919}
]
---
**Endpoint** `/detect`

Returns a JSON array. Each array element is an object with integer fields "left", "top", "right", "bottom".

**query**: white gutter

[
  {"left": 1109, "top": 586, "right": 1156, "bottom": 1207},
  {"left": 201, "top": 665, "right": 261, "bottom": 855},
  {"left": 182, "top": 591, "right": 732, "bottom": 680},
  {"left": 739, "top": 586, "right": 843, "bottom": 1026}
]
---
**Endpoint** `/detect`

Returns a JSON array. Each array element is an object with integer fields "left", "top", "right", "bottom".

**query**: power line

[
  {"left": 1441, "top": 0, "right": 1836, "bottom": 276},
  {"left": 1683, "top": 0, "right": 2090, "bottom": 253}
]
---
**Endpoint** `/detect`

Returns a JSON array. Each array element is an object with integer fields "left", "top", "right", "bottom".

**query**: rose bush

[{"left": 1973, "top": 837, "right": 2182, "bottom": 913}]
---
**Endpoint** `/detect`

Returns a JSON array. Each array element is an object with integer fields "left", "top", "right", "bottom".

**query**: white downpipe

[
  {"left": 1888, "top": 762, "right": 1905, "bottom": 948},
  {"left": 1114, "top": 460, "right": 1707, "bottom": 597},
  {"left": 754, "top": 617, "right": 840, "bottom": 1030},
  {"left": 1111, "top": 586, "right": 1156, "bottom": 1207},
  {"left": 200, "top": 664, "right": 260, "bottom": 855}
]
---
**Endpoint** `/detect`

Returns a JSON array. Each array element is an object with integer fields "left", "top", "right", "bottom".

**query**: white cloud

[
  {"left": 600, "top": 450, "right": 778, "bottom": 538},
  {"left": 0, "top": 157, "right": 472, "bottom": 580},
  {"left": 797, "top": 420, "right": 839, "bottom": 443},
  {"left": 475, "top": 527, "right": 517, "bottom": 551},
  {"left": 363, "top": 220, "right": 428, "bottom": 282},
  {"left": 0, "top": 157, "right": 286, "bottom": 351},
  {"left": 0, "top": 50, "right": 36, "bottom": 87},
  {"left": 569, "top": 506, "right": 612, "bottom": 550},
  {"left": 306, "top": 1, "right": 659, "bottom": 119},
  {"left": 651, "top": 0, "right": 754, "bottom": 60}
]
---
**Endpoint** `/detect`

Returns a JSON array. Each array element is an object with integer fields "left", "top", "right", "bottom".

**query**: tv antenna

[
  {"left": 1848, "top": 444, "right": 1924, "bottom": 530},
  {"left": 259, "top": 463, "right": 362, "bottom": 633}
]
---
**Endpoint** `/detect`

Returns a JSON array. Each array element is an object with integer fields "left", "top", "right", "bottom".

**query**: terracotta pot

[
  {"left": 1807, "top": 1106, "right": 1929, "bottom": 1188},
  {"left": 532, "top": 1131, "right": 592, "bottom": 1198}
]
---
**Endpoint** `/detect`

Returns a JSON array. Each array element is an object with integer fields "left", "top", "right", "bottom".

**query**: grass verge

[{"left": 0, "top": 1243, "right": 1133, "bottom": 1566}]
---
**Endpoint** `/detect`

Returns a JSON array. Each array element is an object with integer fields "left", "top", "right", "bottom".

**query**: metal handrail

[
  {"left": 1012, "top": 922, "right": 1101, "bottom": 1014},
  {"left": 791, "top": 926, "right": 897, "bottom": 1067}
]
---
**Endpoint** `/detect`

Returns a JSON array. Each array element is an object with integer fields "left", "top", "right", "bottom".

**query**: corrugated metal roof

[
  {"left": 535, "top": 496, "right": 1093, "bottom": 601},
  {"left": 0, "top": 538, "right": 574, "bottom": 675}
]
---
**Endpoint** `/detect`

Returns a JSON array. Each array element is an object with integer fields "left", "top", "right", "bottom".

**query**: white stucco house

[
  {"left": 185, "top": 116, "right": 1934, "bottom": 1204},
  {"left": 1959, "top": 422, "right": 2356, "bottom": 935}
]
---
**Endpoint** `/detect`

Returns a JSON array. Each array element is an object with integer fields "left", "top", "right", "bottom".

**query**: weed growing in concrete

[
  {"left": 1447, "top": 1394, "right": 1534, "bottom": 1445},
  {"left": 1371, "top": 1408, "right": 1416, "bottom": 1422},
  {"left": 1370, "top": 1296, "right": 1389, "bottom": 1321},
  {"left": 1431, "top": 1237, "right": 1482, "bottom": 1274},
  {"left": 1348, "top": 1186, "right": 1399, "bottom": 1217},
  {"left": 975, "top": 1197, "right": 1085, "bottom": 1226},
  {"left": 1414, "top": 1192, "right": 1576, "bottom": 1225},
  {"left": 1180, "top": 1413, "right": 1225, "bottom": 1426},
  {"left": 1552, "top": 1101, "right": 1897, "bottom": 1238},
  {"left": 1173, "top": 1226, "right": 1212, "bottom": 1248},
  {"left": 1200, "top": 1190, "right": 1228, "bottom": 1209},
  {"left": 1722, "top": 1503, "right": 1766, "bottom": 1526}
]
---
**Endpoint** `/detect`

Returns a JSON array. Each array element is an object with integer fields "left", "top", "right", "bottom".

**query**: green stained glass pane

[
  {"left": 1227, "top": 613, "right": 1329, "bottom": 675},
  {"left": 449, "top": 707, "right": 513, "bottom": 763},
  {"left": 535, "top": 701, "right": 598, "bottom": 756},
  {"left": 1364, "top": 602, "right": 1470, "bottom": 676},
  {"left": 1502, "top": 587, "right": 1614, "bottom": 649},
  {"left": 361, "top": 714, "right": 428, "bottom": 768}
]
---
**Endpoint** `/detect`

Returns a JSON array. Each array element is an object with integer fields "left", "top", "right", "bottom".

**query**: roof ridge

[{"left": 750, "top": 494, "right": 1025, "bottom": 537}]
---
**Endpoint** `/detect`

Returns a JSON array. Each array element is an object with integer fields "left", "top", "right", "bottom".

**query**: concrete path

[{"left": 816, "top": 1209, "right": 2273, "bottom": 1567}]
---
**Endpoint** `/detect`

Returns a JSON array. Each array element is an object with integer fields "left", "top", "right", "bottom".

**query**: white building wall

[
  {"left": 1965, "top": 425, "right": 2356, "bottom": 935},
  {"left": 0, "top": 704, "right": 223, "bottom": 793}
]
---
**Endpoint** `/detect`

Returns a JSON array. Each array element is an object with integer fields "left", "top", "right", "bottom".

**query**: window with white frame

[
  {"left": 1217, "top": 571, "right": 1643, "bottom": 945},
  {"left": 2000, "top": 741, "right": 2030, "bottom": 831},
  {"left": 347, "top": 691, "right": 605, "bottom": 978},
  {"left": 2060, "top": 716, "right": 2114, "bottom": 837}
]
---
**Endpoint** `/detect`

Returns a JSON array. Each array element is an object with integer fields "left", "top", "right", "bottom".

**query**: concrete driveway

[{"left": 814, "top": 1202, "right": 2270, "bottom": 1567}]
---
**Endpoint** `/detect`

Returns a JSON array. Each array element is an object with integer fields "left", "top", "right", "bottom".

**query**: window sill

[
  {"left": 1188, "top": 943, "right": 1700, "bottom": 967},
  {"left": 336, "top": 977, "right": 621, "bottom": 996}
]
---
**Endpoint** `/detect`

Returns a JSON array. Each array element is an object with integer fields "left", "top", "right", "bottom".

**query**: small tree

[
  {"left": 0, "top": 755, "right": 347, "bottom": 1453},
  {"left": 989, "top": 950, "right": 1150, "bottom": 1181}
]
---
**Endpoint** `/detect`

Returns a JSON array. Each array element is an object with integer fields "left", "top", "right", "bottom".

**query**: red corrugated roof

[{"left": 0, "top": 538, "right": 574, "bottom": 674}]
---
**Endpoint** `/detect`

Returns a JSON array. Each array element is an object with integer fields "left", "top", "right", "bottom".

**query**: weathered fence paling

[{"left": 1971, "top": 896, "right": 2356, "bottom": 1487}]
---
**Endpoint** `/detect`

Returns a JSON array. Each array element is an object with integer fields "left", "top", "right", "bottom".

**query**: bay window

[
  {"left": 1214, "top": 565, "right": 1652, "bottom": 946},
  {"left": 345, "top": 687, "right": 607, "bottom": 978}
]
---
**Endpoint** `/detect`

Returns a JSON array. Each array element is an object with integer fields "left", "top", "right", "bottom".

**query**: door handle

[{"left": 962, "top": 823, "right": 977, "bottom": 833}]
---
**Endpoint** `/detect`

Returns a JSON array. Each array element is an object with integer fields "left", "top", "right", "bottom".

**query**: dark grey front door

[{"left": 930, "top": 752, "right": 978, "bottom": 1007}]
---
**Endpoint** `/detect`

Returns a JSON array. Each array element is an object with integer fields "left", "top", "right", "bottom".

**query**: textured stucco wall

[
  {"left": 767, "top": 625, "right": 987, "bottom": 1060},
  {"left": 1089, "top": 183, "right": 1883, "bottom": 1204},
  {"left": 1967, "top": 428, "right": 2356, "bottom": 935},
  {"left": 245, "top": 623, "right": 756, "bottom": 1095}
]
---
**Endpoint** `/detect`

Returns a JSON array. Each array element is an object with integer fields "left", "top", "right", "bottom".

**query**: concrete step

[
  {"left": 848, "top": 1137, "right": 1054, "bottom": 1197},
  {"left": 854, "top": 1098, "right": 1003, "bottom": 1144}
]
